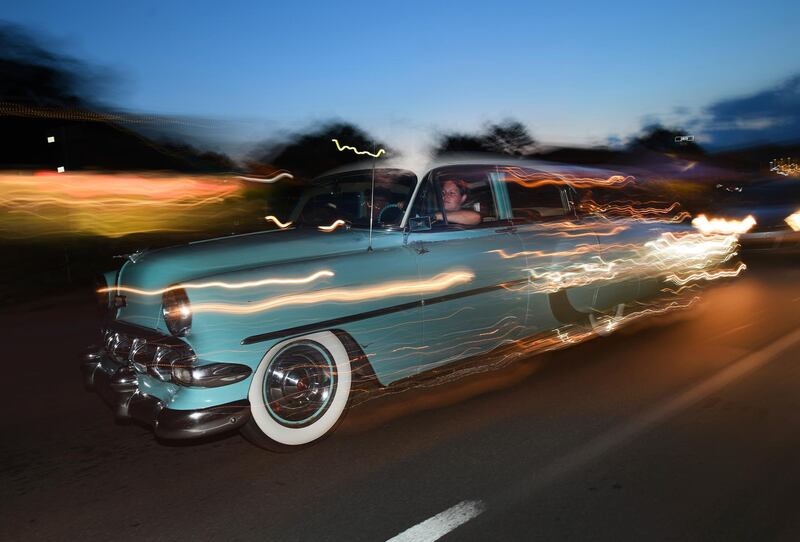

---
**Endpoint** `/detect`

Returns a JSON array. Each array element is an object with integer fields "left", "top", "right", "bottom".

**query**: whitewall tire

[{"left": 242, "top": 331, "right": 352, "bottom": 451}]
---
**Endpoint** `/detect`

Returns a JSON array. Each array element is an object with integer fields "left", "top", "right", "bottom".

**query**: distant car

[
  {"left": 710, "top": 178, "right": 800, "bottom": 248},
  {"left": 83, "top": 158, "right": 738, "bottom": 451}
]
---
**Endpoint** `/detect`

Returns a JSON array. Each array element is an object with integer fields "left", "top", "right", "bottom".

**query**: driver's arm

[{"left": 434, "top": 209, "right": 481, "bottom": 225}]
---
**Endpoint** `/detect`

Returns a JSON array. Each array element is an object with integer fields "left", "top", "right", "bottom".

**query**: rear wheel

[{"left": 241, "top": 331, "right": 352, "bottom": 452}]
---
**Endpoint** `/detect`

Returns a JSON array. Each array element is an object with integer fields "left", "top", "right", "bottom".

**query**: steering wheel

[{"left": 378, "top": 204, "right": 403, "bottom": 224}]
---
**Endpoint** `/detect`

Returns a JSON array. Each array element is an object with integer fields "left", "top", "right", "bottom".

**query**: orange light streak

[
  {"left": 100, "top": 270, "right": 335, "bottom": 296},
  {"left": 237, "top": 172, "right": 294, "bottom": 183},
  {"left": 264, "top": 215, "right": 293, "bottom": 229},
  {"left": 318, "top": 219, "right": 346, "bottom": 232},
  {"left": 0, "top": 172, "right": 245, "bottom": 238},
  {"left": 580, "top": 199, "right": 692, "bottom": 223},
  {"left": 541, "top": 225, "right": 630, "bottom": 238},
  {"left": 191, "top": 271, "right": 474, "bottom": 315},
  {"left": 499, "top": 166, "right": 635, "bottom": 189}
]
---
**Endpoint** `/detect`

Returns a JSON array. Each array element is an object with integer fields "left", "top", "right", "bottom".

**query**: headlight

[
  {"left": 162, "top": 288, "right": 192, "bottom": 336},
  {"left": 691, "top": 214, "right": 756, "bottom": 235},
  {"left": 786, "top": 211, "right": 800, "bottom": 232}
]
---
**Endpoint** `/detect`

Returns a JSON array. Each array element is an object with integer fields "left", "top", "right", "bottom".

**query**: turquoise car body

[{"left": 85, "top": 157, "right": 716, "bottom": 443}]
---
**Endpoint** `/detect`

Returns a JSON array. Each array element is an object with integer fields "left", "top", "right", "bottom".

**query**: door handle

[
  {"left": 495, "top": 226, "right": 517, "bottom": 234},
  {"left": 415, "top": 243, "right": 429, "bottom": 255}
]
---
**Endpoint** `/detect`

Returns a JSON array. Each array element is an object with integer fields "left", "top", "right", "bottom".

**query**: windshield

[{"left": 291, "top": 168, "right": 417, "bottom": 228}]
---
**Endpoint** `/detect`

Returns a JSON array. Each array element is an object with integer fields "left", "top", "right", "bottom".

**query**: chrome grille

[{"left": 102, "top": 326, "right": 195, "bottom": 382}]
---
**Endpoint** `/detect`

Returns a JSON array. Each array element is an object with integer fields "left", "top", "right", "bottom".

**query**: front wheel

[{"left": 241, "top": 331, "right": 352, "bottom": 452}]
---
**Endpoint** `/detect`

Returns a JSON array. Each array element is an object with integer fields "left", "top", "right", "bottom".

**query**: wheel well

[
  {"left": 330, "top": 329, "right": 380, "bottom": 388},
  {"left": 548, "top": 290, "right": 591, "bottom": 325}
]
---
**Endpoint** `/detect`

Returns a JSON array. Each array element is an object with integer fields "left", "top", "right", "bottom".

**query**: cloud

[{"left": 694, "top": 74, "right": 800, "bottom": 148}]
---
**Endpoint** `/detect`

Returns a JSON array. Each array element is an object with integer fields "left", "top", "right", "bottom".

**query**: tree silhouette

[
  {"left": 433, "top": 133, "right": 488, "bottom": 154},
  {"left": 483, "top": 121, "right": 537, "bottom": 156},
  {"left": 0, "top": 22, "right": 103, "bottom": 109},
  {"left": 0, "top": 22, "right": 235, "bottom": 171},
  {"left": 629, "top": 124, "right": 705, "bottom": 156},
  {"left": 250, "top": 121, "right": 392, "bottom": 180},
  {"left": 433, "top": 119, "right": 537, "bottom": 157}
]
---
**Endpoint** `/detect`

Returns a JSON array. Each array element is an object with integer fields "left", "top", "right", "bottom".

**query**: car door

[
  {"left": 404, "top": 166, "right": 529, "bottom": 376},
  {"left": 499, "top": 168, "right": 604, "bottom": 331}
]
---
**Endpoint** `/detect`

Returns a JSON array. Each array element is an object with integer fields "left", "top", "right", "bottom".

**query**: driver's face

[{"left": 441, "top": 180, "right": 466, "bottom": 212}]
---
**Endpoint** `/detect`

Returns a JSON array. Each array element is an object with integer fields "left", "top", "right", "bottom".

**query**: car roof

[{"left": 318, "top": 153, "right": 626, "bottom": 182}]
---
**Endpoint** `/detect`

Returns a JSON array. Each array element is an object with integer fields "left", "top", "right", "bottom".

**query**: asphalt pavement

[{"left": 2, "top": 250, "right": 800, "bottom": 541}]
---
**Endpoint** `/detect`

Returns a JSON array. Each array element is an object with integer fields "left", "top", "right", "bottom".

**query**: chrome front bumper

[{"left": 81, "top": 352, "right": 250, "bottom": 440}]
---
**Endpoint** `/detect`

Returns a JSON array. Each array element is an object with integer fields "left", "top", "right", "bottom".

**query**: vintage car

[{"left": 82, "top": 157, "right": 739, "bottom": 451}]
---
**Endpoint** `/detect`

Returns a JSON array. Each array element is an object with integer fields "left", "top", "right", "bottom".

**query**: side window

[
  {"left": 506, "top": 181, "right": 567, "bottom": 222},
  {"left": 435, "top": 168, "right": 500, "bottom": 228},
  {"left": 410, "top": 168, "right": 503, "bottom": 229}
]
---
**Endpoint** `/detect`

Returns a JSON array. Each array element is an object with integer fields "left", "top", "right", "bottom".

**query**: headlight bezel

[{"left": 162, "top": 288, "right": 193, "bottom": 337}]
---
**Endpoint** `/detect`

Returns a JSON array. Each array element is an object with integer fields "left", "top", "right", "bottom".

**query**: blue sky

[{"left": 4, "top": 0, "right": 800, "bottom": 155}]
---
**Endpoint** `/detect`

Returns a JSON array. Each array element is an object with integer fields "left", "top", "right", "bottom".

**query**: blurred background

[{"left": 2, "top": 1, "right": 799, "bottom": 306}]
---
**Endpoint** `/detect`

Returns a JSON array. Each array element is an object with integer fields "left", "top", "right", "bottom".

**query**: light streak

[
  {"left": 525, "top": 259, "right": 620, "bottom": 293},
  {"left": 100, "top": 270, "right": 335, "bottom": 296},
  {"left": 318, "top": 219, "right": 346, "bottom": 232},
  {"left": 237, "top": 172, "right": 294, "bottom": 183},
  {"left": 487, "top": 243, "right": 640, "bottom": 260},
  {"left": 664, "top": 262, "right": 747, "bottom": 286},
  {"left": 331, "top": 138, "right": 386, "bottom": 158},
  {"left": 786, "top": 211, "right": 800, "bottom": 232},
  {"left": 541, "top": 225, "right": 630, "bottom": 238},
  {"left": 691, "top": 214, "right": 756, "bottom": 235},
  {"left": 264, "top": 215, "right": 293, "bottom": 229},
  {"left": 770, "top": 159, "right": 799, "bottom": 177},
  {"left": 579, "top": 199, "right": 692, "bottom": 223},
  {"left": 520, "top": 231, "right": 741, "bottom": 294},
  {"left": 0, "top": 172, "right": 245, "bottom": 239},
  {"left": 499, "top": 166, "right": 635, "bottom": 189},
  {"left": 192, "top": 271, "right": 474, "bottom": 315}
]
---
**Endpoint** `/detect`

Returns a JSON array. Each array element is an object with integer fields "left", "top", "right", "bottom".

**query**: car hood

[{"left": 114, "top": 227, "right": 375, "bottom": 328}]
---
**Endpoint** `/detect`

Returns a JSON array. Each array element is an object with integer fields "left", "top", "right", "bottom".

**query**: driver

[{"left": 435, "top": 178, "right": 481, "bottom": 225}]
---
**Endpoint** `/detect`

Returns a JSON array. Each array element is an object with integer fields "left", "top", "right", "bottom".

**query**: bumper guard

[{"left": 81, "top": 351, "right": 250, "bottom": 439}]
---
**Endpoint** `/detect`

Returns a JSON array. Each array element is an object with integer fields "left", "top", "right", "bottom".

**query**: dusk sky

[{"left": 5, "top": 0, "right": 800, "bottom": 157}]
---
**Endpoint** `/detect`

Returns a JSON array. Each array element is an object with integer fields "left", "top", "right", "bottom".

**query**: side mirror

[{"left": 408, "top": 215, "right": 432, "bottom": 232}]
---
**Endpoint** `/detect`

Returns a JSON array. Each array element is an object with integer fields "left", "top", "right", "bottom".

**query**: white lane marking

[
  {"left": 509, "top": 325, "right": 800, "bottom": 496},
  {"left": 387, "top": 500, "right": 485, "bottom": 542}
]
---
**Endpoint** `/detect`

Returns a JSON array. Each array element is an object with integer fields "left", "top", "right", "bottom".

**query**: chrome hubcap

[{"left": 263, "top": 341, "right": 336, "bottom": 427}]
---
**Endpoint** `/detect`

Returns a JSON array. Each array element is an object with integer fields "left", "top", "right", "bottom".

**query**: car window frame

[
  {"left": 293, "top": 169, "right": 417, "bottom": 230},
  {"left": 496, "top": 167, "right": 577, "bottom": 225},
  {"left": 407, "top": 166, "right": 514, "bottom": 233}
]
